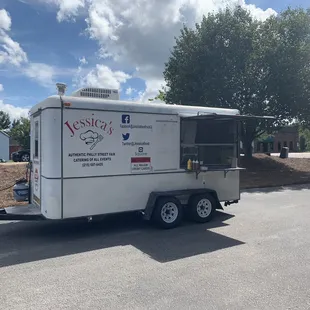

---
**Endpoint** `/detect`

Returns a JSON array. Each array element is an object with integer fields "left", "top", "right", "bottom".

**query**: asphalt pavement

[{"left": 0, "top": 184, "right": 310, "bottom": 310}]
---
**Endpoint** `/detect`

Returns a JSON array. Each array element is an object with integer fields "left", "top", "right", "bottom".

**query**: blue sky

[{"left": 0, "top": 0, "right": 309, "bottom": 119}]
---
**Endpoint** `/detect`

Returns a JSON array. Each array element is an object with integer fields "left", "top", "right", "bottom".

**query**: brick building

[
  {"left": 9, "top": 137, "right": 22, "bottom": 157},
  {"left": 255, "top": 125, "right": 299, "bottom": 153}
]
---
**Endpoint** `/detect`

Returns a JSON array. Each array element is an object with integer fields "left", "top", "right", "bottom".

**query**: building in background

[
  {"left": 0, "top": 131, "right": 10, "bottom": 161},
  {"left": 9, "top": 137, "right": 22, "bottom": 157},
  {"left": 255, "top": 125, "right": 299, "bottom": 153}
]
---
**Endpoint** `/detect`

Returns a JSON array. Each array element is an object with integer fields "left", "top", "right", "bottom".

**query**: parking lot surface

[{"left": 1, "top": 184, "right": 310, "bottom": 310}]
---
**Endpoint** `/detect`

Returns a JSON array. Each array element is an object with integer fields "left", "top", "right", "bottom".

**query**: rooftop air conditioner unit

[{"left": 71, "top": 87, "right": 120, "bottom": 100}]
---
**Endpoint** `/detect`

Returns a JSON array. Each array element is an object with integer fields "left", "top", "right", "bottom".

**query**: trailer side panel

[{"left": 62, "top": 171, "right": 239, "bottom": 218}]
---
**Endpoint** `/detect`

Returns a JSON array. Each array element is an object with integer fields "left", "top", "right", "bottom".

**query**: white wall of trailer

[
  {"left": 62, "top": 109, "right": 180, "bottom": 177},
  {"left": 63, "top": 171, "right": 240, "bottom": 218},
  {"left": 0, "top": 131, "right": 9, "bottom": 161},
  {"left": 36, "top": 109, "right": 62, "bottom": 219},
  {"left": 32, "top": 96, "right": 240, "bottom": 220},
  {"left": 29, "top": 95, "right": 240, "bottom": 118}
]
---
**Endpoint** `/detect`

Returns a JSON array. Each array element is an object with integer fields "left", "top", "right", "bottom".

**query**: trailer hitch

[{"left": 224, "top": 200, "right": 239, "bottom": 206}]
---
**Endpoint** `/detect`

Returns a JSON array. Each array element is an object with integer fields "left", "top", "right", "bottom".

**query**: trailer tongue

[{"left": 0, "top": 205, "right": 44, "bottom": 221}]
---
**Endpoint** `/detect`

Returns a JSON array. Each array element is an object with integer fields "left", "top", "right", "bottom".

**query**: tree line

[
  {"left": 153, "top": 6, "right": 310, "bottom": 157},
  {"left": 0, "top": 111, "right": 30, "bottom": 149}
]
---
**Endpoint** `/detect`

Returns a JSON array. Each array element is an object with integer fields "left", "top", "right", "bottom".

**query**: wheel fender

[
  {"left": 143, "top": 192, "right": 162, "bottom": 221},
  {"left": 197, "top": 190, "right": 223, "bottom": 210}
]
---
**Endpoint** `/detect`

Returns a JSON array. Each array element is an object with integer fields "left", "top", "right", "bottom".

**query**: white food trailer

[{"left": 0, "top": 85, "right": 273, "bottom": 228}]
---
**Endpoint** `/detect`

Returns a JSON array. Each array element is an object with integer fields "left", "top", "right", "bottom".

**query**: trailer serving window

[
  {"left": 180, "top": 117, "right": 237, "bottom": 169},
  {"left": 180, "top": 114, "right": 274, "bottom": 170}
]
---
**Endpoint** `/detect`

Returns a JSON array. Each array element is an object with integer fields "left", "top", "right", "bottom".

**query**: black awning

[{"left": 181, "top": 113, "right": 275, "bottom": 121}]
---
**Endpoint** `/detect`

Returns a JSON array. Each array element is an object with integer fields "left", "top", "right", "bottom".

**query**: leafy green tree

[
  {"left": 261, "top": 8, "right": 310, "bottom": 126},
  {"left": 300, "top": 135, "right": 307, "bottom": 152},
  {"left": 0, "top": 111, "right": 11, "bottom": 131},
  {"left": 148, "top": 90, "right": 167, "bottom": 102},
  {"left": 11, "top": 119, "right": 21, "bottom": 129},
  {"left": 10, "top": 117, "right": 30, "bottom": 149},
  {"left": 163, "top": 6, "right": 310, "bottom": 157},
  {"left": 299, "top": 126, "right": 310, "bottom": 151}
]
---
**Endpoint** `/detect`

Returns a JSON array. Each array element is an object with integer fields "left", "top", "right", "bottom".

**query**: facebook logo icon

[{"left": 122, "top": 114, "right": 130, "bottom": 124}]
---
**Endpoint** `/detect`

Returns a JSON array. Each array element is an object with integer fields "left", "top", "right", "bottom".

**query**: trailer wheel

[
  {"left": 152, "top": 197, "right": 183, "bottom": 229},
  {"left": 188, "top": 194, "right": 216, "bottom": 223}
]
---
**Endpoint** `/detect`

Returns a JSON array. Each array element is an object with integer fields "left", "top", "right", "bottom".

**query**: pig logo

[{"left": 80, "top": 130, "right": 103, "bottom": 150}]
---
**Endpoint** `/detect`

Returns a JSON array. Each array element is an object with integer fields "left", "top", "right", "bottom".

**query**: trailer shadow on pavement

[{"left": 0, "top": 211, "right": 244, "bottom": 267}]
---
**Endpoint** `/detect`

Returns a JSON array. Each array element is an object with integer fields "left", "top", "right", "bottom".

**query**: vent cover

[{"left": 71, "top": 88, "right": 120, "bottom": 100}]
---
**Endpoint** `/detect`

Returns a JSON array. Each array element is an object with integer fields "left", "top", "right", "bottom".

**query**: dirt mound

[
  {"left": 240, "top": 154, "right": 310, "bottom": 189},
  {"left": 0, "top": 163, "right": 28, "bottom": 209}
]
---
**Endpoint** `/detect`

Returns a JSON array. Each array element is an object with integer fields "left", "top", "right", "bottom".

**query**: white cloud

[
  {"left": 56, "top": 0, "right": 85, "bottom": 22},
  {"left": 85, "top": 0, "right": 276, "bottom": 75},
  {"left": 125, "top": 87, "right": 136, "bottom": 95},
  {"left": 82, "top": 0, "right": 277, "bottom": 100},
  {"left": 0, "top": 8, "right": 77, "bottom": 101},
  {"left": 22, "top": 63, "right": 77, "bottom": 89},
  {"left": 0, "top": 25, "right": 28, "bottom": 67},
  {"left": 237, "top": 0, "right": 277, "bottom": 21},
  {"left": 17, "top": 1, "right": 278, "bottom": 101},
  {"left": 0, "top": 99, "right": 29, "bottom": 120},
  {"left": 0, "top": 9, "right": 28, "bottom": 67},
  {"left": 0, "top": 9, "right": 11, "bottom": 31},
  {"left": 138, "top": 79, "right": 166, "bottom": 103},
  {"left": 23, "top": 62, "right": 56, "bottom": 88},
  {"left": 79, "top": 56, "right": 88, "bottom": 65},
  {"left": 0, "top": 84, "right": 3, "bottom": 92},
  {"left": 74, "top": 64, "right": 131, "bottom": 89},
  {"left": 29, "top": 0, "right": 86, "bottom": 22}
]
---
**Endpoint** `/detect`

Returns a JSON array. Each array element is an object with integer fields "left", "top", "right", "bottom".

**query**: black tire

[
  {"left": 21, "top": 153, "right": 30, "bottom": 162},
  {"left": 187, "top": 193, "right": 216, "bottom": 223},
  {"left": 152, "top": 196, "right": 183, "bottom": 229}
]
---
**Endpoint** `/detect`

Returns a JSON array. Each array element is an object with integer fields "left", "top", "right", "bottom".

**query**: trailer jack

[{"left": 224, "top": 200, "right": 239, "bottom": 206}]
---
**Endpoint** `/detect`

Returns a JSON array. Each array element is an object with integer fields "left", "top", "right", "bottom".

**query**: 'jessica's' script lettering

[{"left": 64, "top": 114, "right": 114, "bottom": 137}]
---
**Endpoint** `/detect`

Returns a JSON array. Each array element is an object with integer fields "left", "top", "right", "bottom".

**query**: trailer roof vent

[{"left": 71, "top": 88, "right": 120, "bottom": 100}]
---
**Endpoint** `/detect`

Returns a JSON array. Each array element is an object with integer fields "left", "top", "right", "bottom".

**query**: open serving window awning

[{"left": 180, "top": 113, "right": 275, "bottom": 121}]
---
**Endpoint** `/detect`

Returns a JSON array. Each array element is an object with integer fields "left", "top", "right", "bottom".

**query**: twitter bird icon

[{"left": 122, "top": 133, "right": 130, "bottom": 141}]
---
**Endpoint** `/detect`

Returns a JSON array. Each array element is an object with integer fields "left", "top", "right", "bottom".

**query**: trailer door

[{"left": 31, "top": 115, "right": 41, "bottom": 207}]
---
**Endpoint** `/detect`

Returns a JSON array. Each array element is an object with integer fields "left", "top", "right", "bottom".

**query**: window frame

[
  {"left": 34, "top": 120, "right": 39, "bottom": 158},
  {"left": 179, "top": 113, "right": 274, "bottom": 170},
  {"left": 180, "top": 118, "right": 238, "bottom": 169}
]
